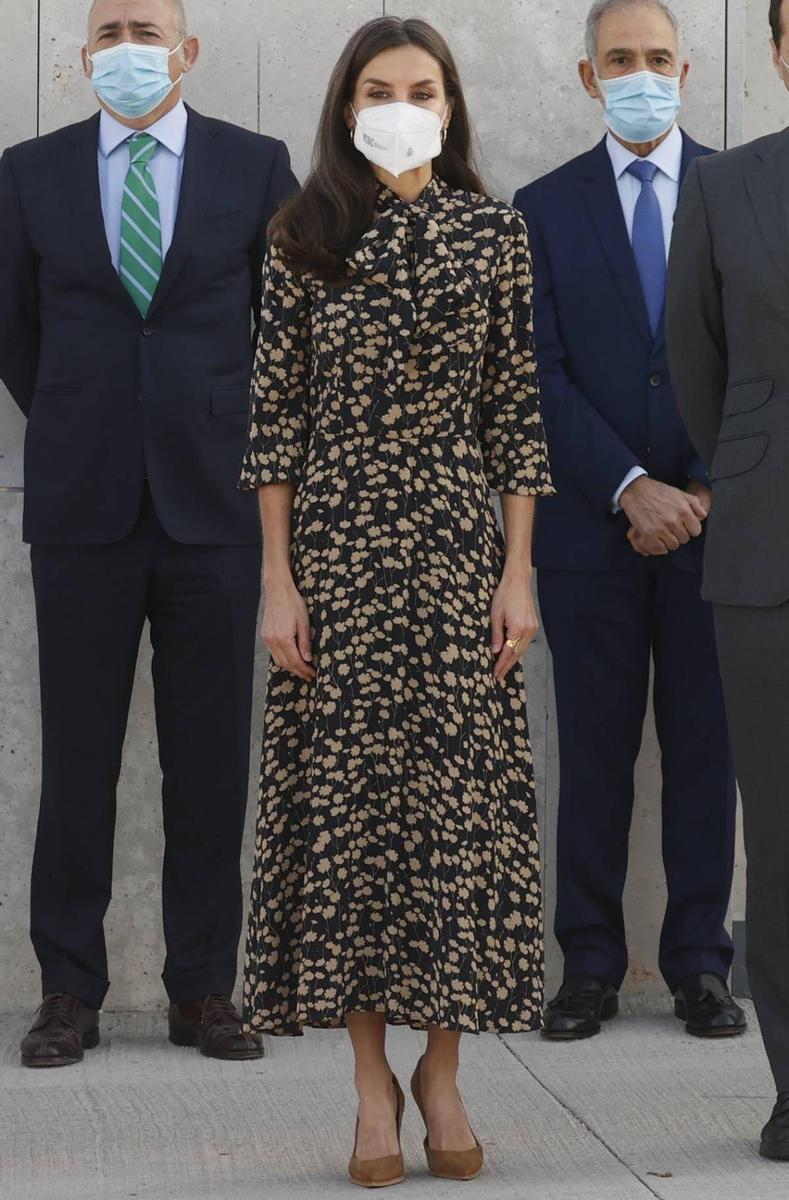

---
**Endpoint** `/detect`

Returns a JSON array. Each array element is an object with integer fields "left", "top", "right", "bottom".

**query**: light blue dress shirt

[{"left": 97, "top": 100, "right": 188, "bottom": 271}]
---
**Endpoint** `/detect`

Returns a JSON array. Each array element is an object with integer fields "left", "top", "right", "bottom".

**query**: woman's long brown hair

[{"left": 269, "top": 16, "right": 486, "bottom": 281}]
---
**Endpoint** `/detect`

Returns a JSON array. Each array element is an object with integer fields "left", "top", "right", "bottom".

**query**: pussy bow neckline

[
  {"left": 345, "top": 174, "right": 454, "bottom": 283},
  {"left": 374, "top": 173, "right": 444, "bottom": 216},
  {"left": 343, "top": 174, "right": 481, "bottom": 423}
]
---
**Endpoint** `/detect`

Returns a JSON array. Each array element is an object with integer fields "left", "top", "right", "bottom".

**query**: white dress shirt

[
  {"left": 97, "top": 100, "right": 188, "bottom": 272},
  {"left": 607, "top": 122, "right": 683, "bottom": 511}
]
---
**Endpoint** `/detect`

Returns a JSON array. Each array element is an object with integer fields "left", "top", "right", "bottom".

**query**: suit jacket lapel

[
  {"left": 745, "top": 130, "right": 789, "bottom": 293},
  {"left": 62, "top": 113, "right": 139, "bottom": 317},
  {"left": 678, "top": 129, "right": 701, "bottom": 185},
  {"left": 581, "top": 139, "right": 653, "bottom": 349},
  {"left": 148, "top": 106, "right": 225, "bottom": 316}
]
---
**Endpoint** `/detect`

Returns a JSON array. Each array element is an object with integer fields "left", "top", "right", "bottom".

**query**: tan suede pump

[
  {"left": 410, "top": 1056, "right": 484, "bottom": 1181},
  {"left": 348, "top": 1074, "right": 406, "bottom": 1189}
]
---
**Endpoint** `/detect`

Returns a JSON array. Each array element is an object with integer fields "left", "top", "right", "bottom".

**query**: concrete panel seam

[
  {"left": 500, "top": 1035, "right": 662, "bottom": 1198},
  {"left": 725, "top": 0, "right": 746, "bottom": 148},
  {"left": 36, "top": 0, "right": 41, "bottom": 136},
  {"left": 724, "top": 0, "right": 728, "bottom": 149}
]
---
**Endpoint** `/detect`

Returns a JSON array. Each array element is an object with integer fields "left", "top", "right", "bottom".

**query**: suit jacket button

[
  {"left": 142, "top": 324, "right": 155, "bottom": 337},
  {"left": 649, "top": 373, "right": 661, "bottom": 387}
]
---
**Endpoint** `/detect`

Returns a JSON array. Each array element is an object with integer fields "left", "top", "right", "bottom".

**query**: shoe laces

[
  {"left": 556, "top": 979, "right": 603, "bottom": 1013},
  {"left": 38, "top": 993, "right": 73, "bottom": 1026},
  {"left": 202, "top": 995, "right": 239, "bottom": 1029},
  {"left": 692, "top": 985, "right": 728, "bottom": 1012}
]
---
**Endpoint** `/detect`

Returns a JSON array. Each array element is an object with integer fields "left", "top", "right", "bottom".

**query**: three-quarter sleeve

[
  {"left": 478, "top": 210, "right": 554, "bottom": 497},
  {"left": 239, "top": 242, "right": 312, "bottom": 490}
]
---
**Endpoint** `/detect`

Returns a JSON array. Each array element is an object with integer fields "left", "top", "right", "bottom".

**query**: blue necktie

[{"left": 626, "top": 159, "right": 666, "bottom": 336}]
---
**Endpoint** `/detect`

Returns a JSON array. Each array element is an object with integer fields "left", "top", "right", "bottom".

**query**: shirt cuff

[{"left": 611, "top": 466, "right": 647, "bottom": 514}]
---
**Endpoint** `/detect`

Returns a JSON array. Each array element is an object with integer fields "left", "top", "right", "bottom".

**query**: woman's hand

[
  {"left": 262, "top": 571, "right": 317, "bottom": 682},
  {"left": 491, "top": 567, "right": 540, "bottom": 683}
]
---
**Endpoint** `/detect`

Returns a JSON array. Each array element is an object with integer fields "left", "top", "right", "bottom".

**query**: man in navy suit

[
  {"left": 0, "top": 0, "right": 297, "bottom": 1067},
  {"left": 515, "top": 0, "right": 743, "bottom": 1040}
]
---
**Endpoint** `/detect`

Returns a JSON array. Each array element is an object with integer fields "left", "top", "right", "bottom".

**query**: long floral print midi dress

[{"left": 239, "top": 174, "right": 554, "bottom": 1036}]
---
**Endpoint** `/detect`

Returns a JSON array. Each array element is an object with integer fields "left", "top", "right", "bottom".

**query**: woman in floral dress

[{"left": 239, "top": 15, "right": 554, "bottom": 1187}]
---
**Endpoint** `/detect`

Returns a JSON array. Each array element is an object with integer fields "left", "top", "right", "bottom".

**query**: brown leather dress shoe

[
  {"left": 168, "top": 994, "right": 263, "bottom": 1060},
  {"left": 21, "top": 993, "right": 100, "bottom": 1068}
]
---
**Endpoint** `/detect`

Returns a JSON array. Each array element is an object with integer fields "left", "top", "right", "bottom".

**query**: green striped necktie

[{"left": 120, "top": 132, "right": 163, "bottom": 316}]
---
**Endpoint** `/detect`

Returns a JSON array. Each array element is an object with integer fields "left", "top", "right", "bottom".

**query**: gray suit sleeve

[{"left": 666, "top": 157, "right": 727, "bottom": 470}]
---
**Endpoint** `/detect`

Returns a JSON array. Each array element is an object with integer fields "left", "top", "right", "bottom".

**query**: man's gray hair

[
  {"left": 168, "top": 0, "right": 188, "bottom": 39},
  {"left": 89, "top": 0, "right": 188, "bottom": 39},
  {"left": 585, "top": 0, "right": 680, "bottom": 61}
]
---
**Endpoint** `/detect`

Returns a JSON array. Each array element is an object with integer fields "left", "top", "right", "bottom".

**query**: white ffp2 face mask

[{"left": 352, "top": 102, "right": 446, "bottom": 178}]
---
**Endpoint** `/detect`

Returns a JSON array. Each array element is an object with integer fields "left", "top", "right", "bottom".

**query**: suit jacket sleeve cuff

[{"left": 688, "top": 455, "right": 711, "bottom": 488}]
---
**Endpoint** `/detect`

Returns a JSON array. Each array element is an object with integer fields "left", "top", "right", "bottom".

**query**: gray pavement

[{"left": 0, "top": 1000, "right": 785, "bottom": 1200}]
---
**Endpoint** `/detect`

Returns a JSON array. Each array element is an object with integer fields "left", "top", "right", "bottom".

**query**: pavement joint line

[{"left": 498, "top": 1034, "right": 663, "bottom": 1200}]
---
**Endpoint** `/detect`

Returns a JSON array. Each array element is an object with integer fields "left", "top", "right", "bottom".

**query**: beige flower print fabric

[{"left": 240, "top": 175, "right": 554, "bottom": 1035}]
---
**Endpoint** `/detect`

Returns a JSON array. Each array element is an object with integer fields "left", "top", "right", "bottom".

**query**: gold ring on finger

[{"left": 506, "top": 637, "right": 522, "bottom": 653}]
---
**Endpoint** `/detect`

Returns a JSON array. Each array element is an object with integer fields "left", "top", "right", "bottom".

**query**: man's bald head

[{"left": 88, "top": 0, "right": 187, "bottom": 41}]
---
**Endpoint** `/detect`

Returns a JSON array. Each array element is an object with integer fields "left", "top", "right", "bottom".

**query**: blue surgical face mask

[
  {"left": 595, "top": 69, "right": 681, "bottom": 144},
  {"left": 87, "top": 40, "right": 184, "bottom": 120}
]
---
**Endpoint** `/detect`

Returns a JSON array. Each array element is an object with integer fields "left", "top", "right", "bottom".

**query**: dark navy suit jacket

[
  {"left": 0, "top": 105, "right": 298, "bottom": 546},
  {"left": 514, "top": 132, "right": 714, "bottom": 574}
]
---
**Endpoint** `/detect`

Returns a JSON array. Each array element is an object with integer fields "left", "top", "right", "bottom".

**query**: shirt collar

[
  {"left": 98, "top": 99, "right": 188, "bottom": 159},
  {"left": 606, "top": 121, "right": 683, "bottom": 183}
]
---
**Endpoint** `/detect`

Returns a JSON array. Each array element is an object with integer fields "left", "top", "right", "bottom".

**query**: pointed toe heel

[
  {"left": 410, "top": 1055, "right": 484, "bottom": 1181},
  {"left": 348, "top": 1074, "right": 406, "bottom": 1189}
]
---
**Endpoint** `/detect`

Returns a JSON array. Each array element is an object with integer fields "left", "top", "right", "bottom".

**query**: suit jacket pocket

[
  {"left": 710, "top": 432, "right": 770, "bottom": 480},
  {"left": 723, "top": 377, "right": 774, "bottom": 416},
  {"left": 28, "top": 387, "right": 80, "bottom": 426},
  {"left": 210, "top": 387, "right": 250, "bottom": 417}
]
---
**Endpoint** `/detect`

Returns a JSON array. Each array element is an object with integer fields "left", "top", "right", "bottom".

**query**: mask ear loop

[{"left": 169, "top": 38, "right": 186, "bottom": 86}]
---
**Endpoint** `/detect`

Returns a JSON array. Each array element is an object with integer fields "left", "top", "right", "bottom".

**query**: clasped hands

[{"left": 620, "top": 476, "right": 711, "bottom": 557}]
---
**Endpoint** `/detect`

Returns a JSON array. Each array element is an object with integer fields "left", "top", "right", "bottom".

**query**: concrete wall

[
  {"left": 743, "top": 0, "right": 789, "bottom": 140},
  {"left": 0, "top": 0, "right": 750, "bottom": 1011}
]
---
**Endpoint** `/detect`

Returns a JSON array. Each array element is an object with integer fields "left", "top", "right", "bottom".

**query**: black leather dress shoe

[
  {"left": 673, "top": 973, "right": 747, "bottom": 1038},
  {"left": 21, "top": 993, "right": 100, "bottom": 1068},
  {"left": 761, "top": 1093, "right": 789, "bottom": 1160},
  {"left": 169, "top": 995, "right": 264, "bottom": 1060},
  {"left": 542, "top": 976, "right": 619, "bottom": 1040}
]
